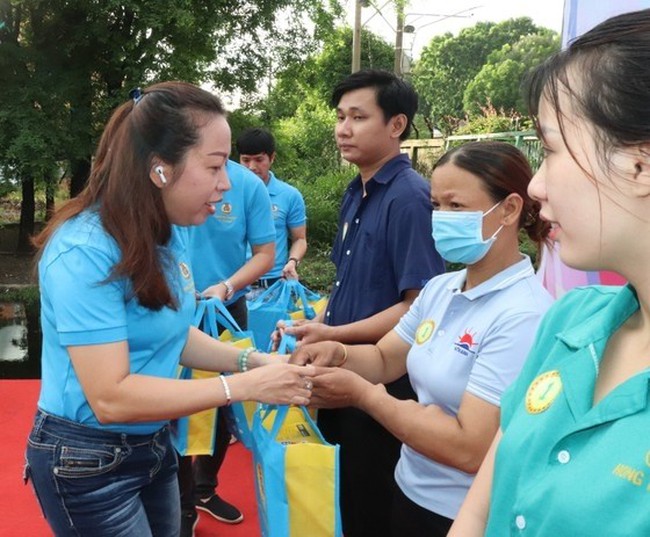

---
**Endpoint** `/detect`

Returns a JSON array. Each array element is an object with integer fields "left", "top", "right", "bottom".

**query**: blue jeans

[{"left": 25, "top": 409, "right": 180, "bottom": 536}]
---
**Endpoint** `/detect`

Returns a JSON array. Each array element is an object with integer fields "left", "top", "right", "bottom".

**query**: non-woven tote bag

[{"left": 251, "top": 404, "right": 342, "bottom": 537}]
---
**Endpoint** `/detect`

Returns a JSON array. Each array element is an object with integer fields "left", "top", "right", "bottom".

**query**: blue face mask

[{"left": 431, "top": 201, "right": 503, "bottom": 264}]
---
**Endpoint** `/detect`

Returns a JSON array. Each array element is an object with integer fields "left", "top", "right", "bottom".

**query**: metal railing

[{"left": 445, "top": 130, "right": 543, "bottom": 170}]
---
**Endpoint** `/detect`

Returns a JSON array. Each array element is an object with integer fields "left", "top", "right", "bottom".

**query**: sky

[{"left": 346, "top": 0, "right": 566, "bottom": 60}]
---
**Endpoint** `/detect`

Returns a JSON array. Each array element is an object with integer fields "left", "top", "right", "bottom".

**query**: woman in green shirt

[{"left": 451, "top": 8, "right": 650, "bottom": 536}]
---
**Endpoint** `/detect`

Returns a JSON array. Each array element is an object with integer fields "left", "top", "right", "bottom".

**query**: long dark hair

[
  {"left": 434, "top": 141, "right": 549, "bottom": 259},
  {"left": 33, "top": 81, "right": 226, "bottom": 309}
]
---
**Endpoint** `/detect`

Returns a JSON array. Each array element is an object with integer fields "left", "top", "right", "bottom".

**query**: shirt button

[
  {"left": 515, "top": 515, "right": 526, "bottom": 530},
  {"left": 335, "top": 281, "right": 340, "bottom": 286},
  {"left": 326, "top": 311, "right": 330, "bottom": 317},
  {"left": 355, "top": 218, "right": 359, "bottom": 224},
  {"left": 438, "top": 330, "right": 445, "bottom": 336},
  {"left": 557, "top": 450, "right": 571, "bottom": 464},
  {"left": 346, "top": 250, "right": 351, "bottom": 255}
]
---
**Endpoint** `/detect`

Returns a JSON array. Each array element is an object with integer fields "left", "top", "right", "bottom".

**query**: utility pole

[
  {"left": 352, "top": 0, "right": 362, "bottom": 72},
  {"left": 394, "top": 2, "right": 405, "bottom": 75}
]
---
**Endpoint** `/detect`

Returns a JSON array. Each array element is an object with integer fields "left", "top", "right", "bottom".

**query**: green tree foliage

[
  {"left": 411, "top": 17, "right": 544, "bottom": 134},
  {"left": 260, "top": 26, "right": 394, "bottom": 122},
  {"left": 0, "top": 0, "right": 341, "bottom": 250},
  {"left": 273, "top": 94, "right": 339, "bottom": 181},
  {"left": 463, "top": 31, "right": 560, "bottom": 116}
]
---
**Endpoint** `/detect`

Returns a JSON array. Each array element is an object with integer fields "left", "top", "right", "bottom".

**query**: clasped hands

[{"left": 289, "top": 340, "right": 370, "bottom": 409}]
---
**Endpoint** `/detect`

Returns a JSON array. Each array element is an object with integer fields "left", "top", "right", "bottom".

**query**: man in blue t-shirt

[
  {"left": 286, "top": 70, "right": 445, "bottom": 537},
  {"left": 180, "top": 160, "right": 275, "bottom": 535},
  {"left": 236, "top": 127, "right": 307, "bottom": 291}
]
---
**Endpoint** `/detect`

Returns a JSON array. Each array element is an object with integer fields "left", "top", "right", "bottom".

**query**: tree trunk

[
  {"left": 45, "top": 171, "right": 56, "bottom": 221},
  {"left": 17, "top": 176, "right": 35, "bottom": 253},
  {"left": 69, "top": 157, "right": 91, "bottom": 198}
]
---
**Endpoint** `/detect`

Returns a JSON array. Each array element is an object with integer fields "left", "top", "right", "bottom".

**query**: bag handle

[
  {"left": 285, "top": 280, "right": 316, "bottom": 320},
  {"left": 192, "top": 298, "right": 208, "bottom": 327},
  {"left": 196, "top": 297, "right": 244, "bottom": 337},
  {"left": 248, "top": 278, "right": 288, "bottom": 306},
  {"left": 277, "top": 332, "right": 297, "bottom": 355},
  {"left": 265, "top": 320, "right": 297, "bottom": 353}
]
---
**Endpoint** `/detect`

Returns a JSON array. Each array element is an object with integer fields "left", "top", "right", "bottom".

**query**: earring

[{"left": 154, "top": 165, "right": 167, "bottom": 184}]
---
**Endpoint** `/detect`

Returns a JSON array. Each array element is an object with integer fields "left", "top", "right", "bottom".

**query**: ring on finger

[{"left": 304, "top": 378, "right": 313, "bottom": 391}]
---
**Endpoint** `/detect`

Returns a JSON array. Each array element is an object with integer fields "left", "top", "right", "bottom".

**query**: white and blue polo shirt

[
  {"left": 393, "top": 256, "right": 553, "bottom": 519},
  {"left": 263, "top": 171, "right": 306, "bottom": 279},
  {"left": 37, "top": 209, "right": 196, "bottom": 434},
  {"left": 188, "top": 160, "right": 275, "bottom": 303}
]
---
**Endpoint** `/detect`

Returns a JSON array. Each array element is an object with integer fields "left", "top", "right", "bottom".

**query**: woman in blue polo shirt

[
  {"left": 450, "top": 10, "right": 650, "bottom": 537},
  {"left": 24, "top": 82, "right": 314, "bottom": 537},
  {"left": 292, "top": 141, "right": 553, "bottom": 537}
]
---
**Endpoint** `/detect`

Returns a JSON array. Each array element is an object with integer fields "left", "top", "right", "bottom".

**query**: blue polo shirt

[
  {"left": 393, "top": 256, "right": 553, "bottom": 519},
  {"left": 325, "top": 153, "right": 445, "bottom": 326},
  {"left": 37, "top": 209, "right": 196, "bottom": 434},
  {"left": 188, "top": 160, "right": 275, "bottom": 303},
  {"left": 487, "top": 284, "right": 650, "bottom": 536},
  {"left": 263, "top": 171, "right": 306, "bottom": 279}
]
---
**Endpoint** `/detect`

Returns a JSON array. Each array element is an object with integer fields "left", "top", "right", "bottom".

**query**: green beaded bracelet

[{"left": 237, "top": 346, "right": 255, "bottom": 372}]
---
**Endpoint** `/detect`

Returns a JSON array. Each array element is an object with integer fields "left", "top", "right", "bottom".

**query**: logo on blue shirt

[
  {"left": 179, "top": 262, "right": 191, "bottom": 280},
  {"left": 453, "top": 329, "right": 477, "bottom": 357}
]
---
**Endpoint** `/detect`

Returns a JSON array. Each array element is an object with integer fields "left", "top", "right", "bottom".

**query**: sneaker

[
  {"left": 196, "top": 494, "right": 244, "bottom": 524},
  {"left": 180, "top": 511, "right": 199, "bottom": 537}
]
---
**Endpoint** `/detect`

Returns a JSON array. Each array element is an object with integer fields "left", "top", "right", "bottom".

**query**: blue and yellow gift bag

[
  {"left": 248, "top": 279, "right": 327, "bottom": 349},
  {"left": 252, "top": 405, "right": 341, "bottom": 537},
  {"left": 173, "top": 298, "right": 258, "bottom": 454}
]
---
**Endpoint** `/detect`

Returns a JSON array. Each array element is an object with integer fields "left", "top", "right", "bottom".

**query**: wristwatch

[
  {"left": 220, "top": 279, "right": 234, "bottom": 300},
  {"left": 288, "top": 257, "right": 300, "bottom": 267}
]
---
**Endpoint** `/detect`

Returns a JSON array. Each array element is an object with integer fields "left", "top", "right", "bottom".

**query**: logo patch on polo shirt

[
  {"left": 453, "top": 329, "right": 477, "bottom": 357},
  {"left": 221, "top": 203, "right": 232, "bottom": 214},
  {"left": 526, "top": 370, "right": 562, "bottom": 414},
  {"left": 179, "top": 262, "right": 191, "bottom": 280},
  {"left": 272, "top": 204, "right": 279, "bottom": 213},
  {"left": 415, "top": 320, "right": 435, "bottom": 345}
]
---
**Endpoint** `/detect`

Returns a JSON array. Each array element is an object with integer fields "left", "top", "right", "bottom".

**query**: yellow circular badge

[
  {"left": 525, "top": 370, "right": 562, "bottom": 414},
  {"left": 415, "top": 320, "right": 435, "bottom": 345}
]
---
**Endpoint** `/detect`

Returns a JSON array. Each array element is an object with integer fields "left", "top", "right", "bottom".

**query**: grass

[
  {"left": 298, "top": 246, "right": 336, "bottom": 295},
  {"left": 0, "top": 285, "right": 40, "bottom": 306}
]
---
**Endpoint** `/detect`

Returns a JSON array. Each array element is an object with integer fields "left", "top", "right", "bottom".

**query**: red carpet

[{"left": 0, "top": 380, "right": 261, "bottom": 536}]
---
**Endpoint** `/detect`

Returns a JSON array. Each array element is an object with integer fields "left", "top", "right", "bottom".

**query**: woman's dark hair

[
  {"left": 434, "top": 141, "right": 549, "bottom": 258},
  {"left": 526, "top": 9, "right": 650, "bottom": 175},
  {"left": 33, "top": 81, "right": 226, "bottom": 310},
  {"left": 330, "top": 69, "right": 418, "bottom": 141}
]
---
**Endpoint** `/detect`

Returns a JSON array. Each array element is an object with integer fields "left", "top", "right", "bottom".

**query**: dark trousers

[
  {"left": 178, "top": 296, "right": 248, "bottom": 514},
  {"left": 390, "top": 484, "right": 453, "bottom": 537},
  {"left": 318, "top": 374, "right": 417, "bottom": 537}
]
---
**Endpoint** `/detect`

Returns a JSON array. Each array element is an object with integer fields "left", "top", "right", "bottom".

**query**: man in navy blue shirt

[{"left": 287, "top": 70, "right": 445, "bottom": 537}]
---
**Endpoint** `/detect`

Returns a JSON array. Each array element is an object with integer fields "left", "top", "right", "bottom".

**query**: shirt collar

[
  {"left": 349, "top": 153, "right": 413, "bottom": 192},
  {"left": 558, "top": 284, "right": 639, "bottom": 349},
  {"left": 266, "top": 171, "right": 280, "bottom": 193},
  {"left": 446, "top": 255, "right": 535, "bottom": 300}
]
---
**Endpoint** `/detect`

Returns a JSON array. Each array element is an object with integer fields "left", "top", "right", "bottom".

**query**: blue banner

[{"left": 562, "top": 0, "right": 650, "bottom": 47}]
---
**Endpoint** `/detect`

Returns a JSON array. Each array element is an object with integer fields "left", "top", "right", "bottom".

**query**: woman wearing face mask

[{"left": 290, "top": 140, "right": 553, "bottom": 537}]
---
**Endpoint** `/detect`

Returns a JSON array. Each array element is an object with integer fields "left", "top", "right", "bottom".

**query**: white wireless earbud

[{"left": 154, "top": 165, "right": 167, "bottom": 185}]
